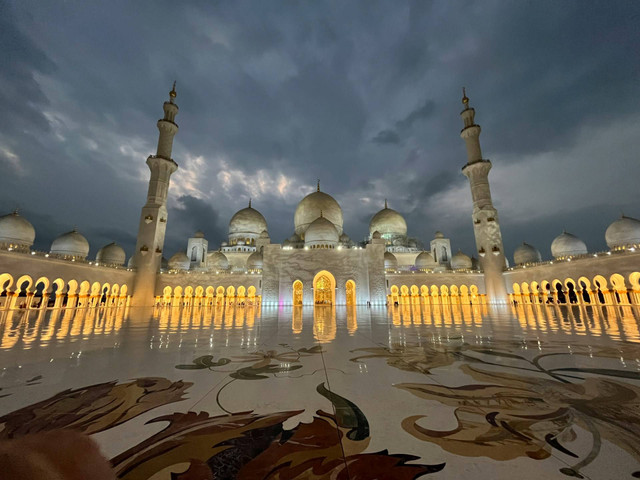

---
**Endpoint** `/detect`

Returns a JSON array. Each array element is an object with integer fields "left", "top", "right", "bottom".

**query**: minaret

[
  {"left": 460, "top": 88, "right": 508, "bottom": 304},
  {"left": 131, "top": 83, "right": 180, "bottom": 306}
]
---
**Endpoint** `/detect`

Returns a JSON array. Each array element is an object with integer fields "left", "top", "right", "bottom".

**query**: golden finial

[
  {"left": 317, "top": 179, "right": 320, "bottom": 192},
  {"left": 384, "top": 199, "right": 388, "bottom": 209},
  {"left": 462, "top": 87, "right": 469, "bottom": 106},
  {"left": 169, "top": 81, "right": 177, "bottom": 99},
  {"left": 248, "top": 198, "right": 252, "bottom": 208}
]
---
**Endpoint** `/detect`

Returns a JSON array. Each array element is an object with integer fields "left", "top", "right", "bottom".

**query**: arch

[
  {"left": 390, "top": 284, "right": 399, "bottom": 306},
  {"left": 610, "top": 273, "right": 629, "bottom": 305},
  {"left": 226, "top": 285, "right": 235, "bottom": 297},
  {"left": 564, "top": 278, "right": 578, "bottom": 304},
  {"left": 205, "top": 286, "right": 214, "bottom": 296},
  {"left": 237, "top": 285, "right": 246, "bottom": 297},
  {"left": 313, "top": 270, "right": 335, "bottom": 305},
  {"left": 629, "top": 272, "right": 640, "bottom": 306},
  {"left": 195, "top": 285, "right": 205, "bottom": 297},
  {"left": 346, "top": 280, "right": 356, "bottom": 306},
  {"left": 293, "top": 280, "right": 303, "bottom": 306}
]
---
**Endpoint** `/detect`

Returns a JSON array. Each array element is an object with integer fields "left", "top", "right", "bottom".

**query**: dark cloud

[
  {"left": 372, "top": 129, "right": 400, "bottom": 145},
  {"left": 1, "top": 0, "right": 639, "bottom": 261},
  {"left": 165, "top": 195, "right": 226, "bottom": 256}
]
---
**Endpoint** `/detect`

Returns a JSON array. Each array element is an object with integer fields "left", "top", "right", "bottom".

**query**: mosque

[{"left": 0, "top": 85, "right": 639, "bottom": 310}]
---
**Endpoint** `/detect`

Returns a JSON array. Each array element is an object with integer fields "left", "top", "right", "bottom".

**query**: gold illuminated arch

[
  {"left": 293, "top": 280, "right": 303, "bottom": 306},
  {"left": 313, "top": 270, "right": 335, "bottom": 305},
  {"left": 346, "top": 280, "right": 356, "bottom": 306}
]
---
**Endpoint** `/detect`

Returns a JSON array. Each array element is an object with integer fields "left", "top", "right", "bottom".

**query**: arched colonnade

[
  {"left": 510, "top": 272, "right": 640, "bottom": 307},
  {"left": 0, "top": 272, "right": 130, "bottom": 310}
]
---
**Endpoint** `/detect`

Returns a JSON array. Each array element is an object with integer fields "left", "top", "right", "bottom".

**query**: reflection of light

[{"left": 313, "top": 306, "right": 336, "bottom": 343}]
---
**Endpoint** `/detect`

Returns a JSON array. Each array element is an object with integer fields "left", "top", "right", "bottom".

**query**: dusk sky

[{"left": 1, "top": 1, "right": 639, "bottom": 262}]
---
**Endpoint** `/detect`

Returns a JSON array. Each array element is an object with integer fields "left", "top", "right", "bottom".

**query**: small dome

[
  {"left": 434, "top": 231, "right": 445, "bottom": 239},
  {"left": 369, "top": 204, "right": 407, "bottom": 237},
  {"left": 384, "top": 252, "right": 398, "bottom": 269},
  {"left": 247, "top": 250, "right": 263, "bottom": 269},
  {"left": 96, "top": 242, "right": 126, "bottom": 266},
  {"left": 127, "top": 256, "right": 136, "bottom": 268},
  {"left": 0, "top": 211, "right": 35, "bottom": 247},
  {"left": 451, "top": 250, "right": 472, "bottom": 270},
  {"left": 193, "top": 230, "right": 205, "bottom": 238},
  {"left": 229, "top": 205, "right": 267, "bottom": 236},
  {"left": 305, "top": 215, "right": 339, "bottom": 247},
  {"left": 207, "top": 251, "right": 229, "bottom": 270},
  {"left": 288, "top": 233, "right": 301, "bottom": 243},
  {"left": 339, "top": 233, "right": 351, "bottom": 244},
  {"left": 294, "top": 190, "right": 343, "bottom": 236},
  {"left": 50, "top": 229, "right": 89, "bottom": 259},
  {"left": 168, "top": 252, "right": 190, "bottom": 270},
  {"left": 372, "top": 230, "right": 382, "bottom": 240},
  {"left": 514, "top": 242, "right": 542, "bottom": 265},
  {"left": 259, "top": 229, "right": 270, "bottom": 239},
  {"left": 414, "top": 251, "right": 436, "bottom": 269},
  {"left": 605, "top": 215, "right": 640, "bottom": 249},
  {"left": 551, "top": 231, "right": 587, "bottom": 258}
]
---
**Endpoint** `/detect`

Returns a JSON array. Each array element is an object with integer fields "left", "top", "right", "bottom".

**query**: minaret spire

[
  {"left": 384, "top": 199, "right": 388, "bottom": 209},
  {"left": 249, "top": 198, "right": 252, "bottom": 208},
  {"left": 317, "top": 179, "right": 320, "bottom": 192},
  {"left": 460, "top": 89, "right": 508, "bottom": 305},
  {"left": 132, "top": 86, "right": 180, "bottom": 306}
]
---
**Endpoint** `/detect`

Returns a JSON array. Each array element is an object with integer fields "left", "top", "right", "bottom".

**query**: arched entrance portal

[
  {"left": 293, "top": 280, "right": 303, "bottom": 306},
  {"left": 346, "top": 280, "right": 356, "bottom": 306},
  {"left": 313, "top": 270, "right": 335, "bottom": 305}
]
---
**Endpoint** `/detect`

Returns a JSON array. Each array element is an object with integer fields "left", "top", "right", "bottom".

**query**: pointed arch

[{"left": 313, "top": 270, "right": 335, "bottom": 305}]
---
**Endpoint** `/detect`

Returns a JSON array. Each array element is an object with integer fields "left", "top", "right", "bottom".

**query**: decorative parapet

[
  {"left": 0, "top": 247, "right": 133, "bottom": 270},
  {"left": 508, "top": 248, "right": 638, "bottom": 271}
]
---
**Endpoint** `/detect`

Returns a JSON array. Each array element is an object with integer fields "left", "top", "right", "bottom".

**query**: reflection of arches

[
  {"left": 293, "top": 280, "right": 303, "bottom": 306},
  {"left": 313, "top": 270, "right": 335, "bottom": 305},
  {"left": 346, "top": 280, "right": 356, "bottom": 306},
  {"left": 400, "top": 285, "right": 409, "bottom": 305}
]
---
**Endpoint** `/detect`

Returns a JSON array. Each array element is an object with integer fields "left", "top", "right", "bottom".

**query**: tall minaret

[
  {"left": 460, "top": 88, "right": 508, "bottom": 304},
  {"left": 131, "top": 83, "right": 180, "bottom": 306}
]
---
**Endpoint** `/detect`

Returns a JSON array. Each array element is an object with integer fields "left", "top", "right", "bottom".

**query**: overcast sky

[{"left": 1, "top": 0, "right": 639, "bottom": 262}]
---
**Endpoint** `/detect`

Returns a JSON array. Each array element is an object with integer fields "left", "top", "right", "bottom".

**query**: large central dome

[
  {"left": 369, "top": 202, "right": 407, "bottom": 237},
  {"left": 294, "top": 188, "right": 343, "bottom": 236},
  {"left": 229, "top": 203, "right": 267, "bottom": 236}
]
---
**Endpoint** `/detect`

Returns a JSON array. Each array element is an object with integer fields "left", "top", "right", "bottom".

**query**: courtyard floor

[{"left": 0, "top": 303, "right": 639, "bottom": 479}]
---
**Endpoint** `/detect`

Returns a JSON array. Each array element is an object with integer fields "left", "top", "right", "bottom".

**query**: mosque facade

[{"left": 1, "top": 86, "right": 639, "bottom": 310}]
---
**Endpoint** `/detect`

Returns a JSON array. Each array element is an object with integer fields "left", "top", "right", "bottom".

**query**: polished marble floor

[{"left": 0, "top": 302, "right": 639, "bottom": 479}]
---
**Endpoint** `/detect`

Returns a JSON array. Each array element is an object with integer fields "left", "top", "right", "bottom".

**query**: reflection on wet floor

[{"left": 1, "top": 301, "right": 639, "bottom": 353}]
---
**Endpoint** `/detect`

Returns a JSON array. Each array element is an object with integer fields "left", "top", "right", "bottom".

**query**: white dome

[
  {"left": 372, "top": 230, "right": 382, "bottom": 240},
  {"left": 0, "top": 211, "right": 35, "bottom": 247},
  {"left": 96, "top": 242, "right": 126, "bottom": 266},
  {"left": 605, "top": 215, "right": 640, "bottom": 249},
  {"left": 434, "top": 231, "right": 445, "bottom": 239},
  {"left": 168, "top": 252, "right": 190, "bottom": 270},
  {"left": 414, "top": 251, "right": 436, "bottom": 269},
  {"left": 229, "top": 205, "right": 267, "bottom": 236},
  {"left": 304, "top": 215, "right": 339, "bottom": 247},
  {"left": 207, "top": 251, "right": 229, "bottom": 270},
  {"left": 127, "top": 256, "right": 136, "bottom": 268},
  {"left": 247, "top": 250, "right": 263, "bottom": 269},
  {"left": 294, "top": 190, "right": 343, "bottom": 236},
  {"left": 514, "top": 242, "right": 542, "bottom": 265},
  {"left": 50, "top": 229, "right": 89, "bottom": 259},
  {"left": 384, "top": 252, "right": 398, "bottom": 269},
  {"left": 551, "top": 231, "right": 587, "bottom": 258},
  {"left": 193, "top": 230, "right": 205, "bottom": 239},
  {"left": 369, "top": 204, "right": 407, "bottom": 237},
  {"left": 451, "top": 250, "right": 472, "bottom": 270}
]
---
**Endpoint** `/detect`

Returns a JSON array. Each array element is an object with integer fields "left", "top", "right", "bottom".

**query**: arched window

[
  {"left": 441, "top": 246, "right": 448, "bottom": 262},
  {"left": 191, "top": 246, "right": 198, "bottom": 261}
]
